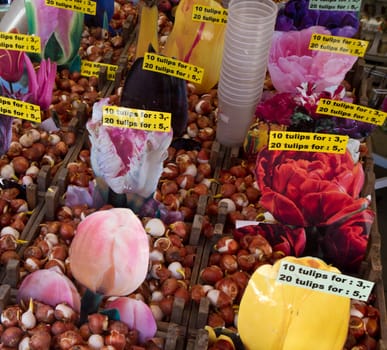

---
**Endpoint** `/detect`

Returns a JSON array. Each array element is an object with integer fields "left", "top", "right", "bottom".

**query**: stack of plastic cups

[{"left": 216, "top": 0, "right": 278, "bottom": 146}]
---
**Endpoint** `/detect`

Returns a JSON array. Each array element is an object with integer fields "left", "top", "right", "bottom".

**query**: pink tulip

[
  {"left": 69, "top": 208, "right": 150, "bottom": 296},
  {"left": 105, "top": 297, "right": 157, "bottom": 343},
  {"left": 0, "top": 49, "right": 25, "bottom": 83},
  {"left": 268, "top": 26, "right": 357, "bottom": 93},
  {"left": 24, "top": 57, "right": 57, "bottom": 110},
  {"left": 17, "top": 268, "right": 81, "bottom": 312}
]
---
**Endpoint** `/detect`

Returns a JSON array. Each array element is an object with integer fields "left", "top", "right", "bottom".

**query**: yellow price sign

[
  {"left": 269, "top": 131, "right": 348, "bottom": 154},
  {"left": 143, "top": 53, "right": 204, "bottom": 84},
  {"left": 102, "top": 106, "right": 171, "bottom": 132},
  {"left": 309, "top": 33, "right": 368, "bottom": 57}
]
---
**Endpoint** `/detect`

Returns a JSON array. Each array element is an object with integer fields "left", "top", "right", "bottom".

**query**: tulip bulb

[
  {"left": 145, "top": 218, "right": 166, "bottom": 237},
  {"left": 20, "top": 298, "right": 36, "bottom": 330}
]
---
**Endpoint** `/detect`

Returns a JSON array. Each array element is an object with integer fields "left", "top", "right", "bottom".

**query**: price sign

[
  {"left": 317, "top": 99, "right": 387, "bottom": 125},
  {"left": 0, "top": 96, "right": 41, "bottom": 123},
  {"left": 269, "top": 131, "right": 348, "bottom": 154},
  {"left": 277, "top": 261, "right": 374, "bottom": 301},
  {"left": 309, "top": 34, "right": 368, "bottom": 57},
  {"left": 309, "top": 0, "right": 361, "bottom": 11},
  {"left": 143, "top": 53, "right": 204, "bottom": 84},
  {"left": 102, "top": 106, "right": 171, "bottom": 132},
  {"left": 0, "top": 32, "right": 41, "bottom": 54},
  {"left": 192, "top": 5, "right": 228, "bottom": 24},
  {"left": 45, "top": 0, "right": 96, "bottom": 15},
  {"left": 81, "top": 60, "right": 118, "bottom": 81}
]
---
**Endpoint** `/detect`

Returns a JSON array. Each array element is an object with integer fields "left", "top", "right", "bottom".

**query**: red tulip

[
  {"left": 319, "top": 208, "right": 375, "bottom": 272},
  {"left": 256, "top": 148, "right": 366, "bottom": 227},
  {"left": 234, "top": 223, "right": 306, "bottom": 257},
  {"left": 69, "top": 208, "right": 150, "bottom": 296}
]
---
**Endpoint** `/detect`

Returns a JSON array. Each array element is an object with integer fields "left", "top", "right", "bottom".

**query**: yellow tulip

[
  {"left": 162, "top": 0, "right": 226, "bottom": 94},
  {"left": 135, "top": 2, "right": 159, "bottom": 59},
  {"left": 238, "top": 256, "right": 350, "bottom": 350}
]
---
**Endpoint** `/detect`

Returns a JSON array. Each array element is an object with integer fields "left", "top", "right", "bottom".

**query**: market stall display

[{"left": 0, "top": 0, "right": 386, "bottom": 349}]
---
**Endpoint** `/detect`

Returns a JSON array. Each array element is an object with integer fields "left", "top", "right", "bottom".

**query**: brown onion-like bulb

[{"left": 1, "top": 326, "right": 24, "bottom": 347}]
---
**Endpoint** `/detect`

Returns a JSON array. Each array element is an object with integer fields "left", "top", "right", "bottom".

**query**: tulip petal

[
  {"left": 319, "top": 209, "right": 374, "bottom": 272},
  {"left": 105, "top": 297, "right": 157, "bottom": 343},
  {"left": 259, "top": 190, "right": 307, "bottom": 227},
  {"left": 162, "top": 0, "right": 225, "bottom": 94},
  {"left": 87, "top": 98, "right": 173, "bottom": 197},
  {"left": 69, "top": 208, "right": 149, "bottom": 296},
  {"left": 25, "top": 0, "right": 83, "bottom": 66},
  {"left": 268, "top": 26, "right": 357, "bottom": 92},
  {"left": 17, "top": 269, "right": 81, "bottom": 312}
]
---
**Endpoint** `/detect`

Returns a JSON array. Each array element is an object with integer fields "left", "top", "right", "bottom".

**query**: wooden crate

[{"left": 0, "top": 284, "right": 185, "bottom": 350}]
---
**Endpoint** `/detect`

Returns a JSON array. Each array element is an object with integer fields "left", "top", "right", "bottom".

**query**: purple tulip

[
  {"left": 276, "top": 0, "right": 359, "bottom": 38},
  {"left": 0, "top": 115, "right": 13, "bottom": 156}
]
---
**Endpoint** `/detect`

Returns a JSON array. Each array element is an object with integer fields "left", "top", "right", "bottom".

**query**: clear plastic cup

[
  {"left": 217, "top": 89, "right": 261, "bottom": 104},
  {"left": 217, "top": 81, "right": 264, "bottom": 100},
  {"left": 218, "top": 81, "right": 265, "bottom": 101},
  {"left": 227, "top": 10, "right": 277, "bottom": 29},
  {"left": 220, "top": 69, "right": 262, "bottom": 85},
  {"left": 221, "top": 49, "right": 270, "bottom": 67},
  {"left": 225, "top": 31, "right": 274, "bottom": 51},
  {"left": 228, "top": 0, "right": 278, "bottom": 17},
  {"left": 220, "top": 55, "right": 269, "bottom": 75},
  {"left": 216, "top": 98, "right": 259, "bottom": 147},
  {"left": 216, "top": 0, "right": 277, "bottom": 146}
]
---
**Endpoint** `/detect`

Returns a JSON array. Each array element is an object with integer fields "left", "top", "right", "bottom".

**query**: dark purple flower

[
  {"left": 331, "top": 117, "right": 377, "bottom": 139},
  {"left": 255, "top": 92, "right": 297, "bottom": 125},
  {"left": 319, "top": 208, "right": 374, "bottom": 273},
  {"left": 0, "top": 115, "right": 13, "bottom": 156},
  {"left": 276, "top": 0, "right": 360, "bottom": 38}
]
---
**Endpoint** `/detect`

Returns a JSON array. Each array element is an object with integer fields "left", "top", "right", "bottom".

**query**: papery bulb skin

[
  {"left": 105, "top": 297, "right": 157, "bottom": 344},
  {"left": 69, "top": 208, "right": 149, "bottom": 296},
  {"left": 238, "top": 256, "right": 350, "bottom": 350}
]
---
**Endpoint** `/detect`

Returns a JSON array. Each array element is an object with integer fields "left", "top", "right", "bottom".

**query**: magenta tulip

[
  {"left": 105, "top": 297, "right": 157, "bottom": 343},
  {"left": 0, "top": 29, "right": 26, "bottom": 83},
  {"left": 17, "top": 268, "right": 81, "bottom": 312},
  {"left": 24, "top": 57, "right": 57, "bottom": 110},
  {"left": 69, "top": 208, "right": 150, "bottom": 296},
  {"left": 0, "top": 49, "right": 25, "bottom": 83}
]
